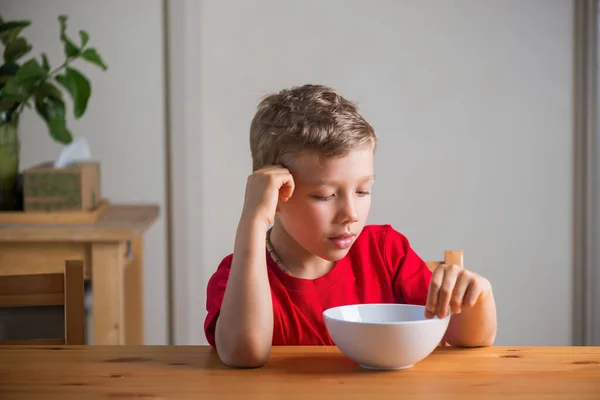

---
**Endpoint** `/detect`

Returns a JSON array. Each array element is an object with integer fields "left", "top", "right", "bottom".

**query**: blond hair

[{"left": 249, "top": 84, "right": 377, "bottom": 171}]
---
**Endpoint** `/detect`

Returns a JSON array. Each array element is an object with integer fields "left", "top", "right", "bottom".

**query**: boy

[{"left": 204, "top": 84, "right": 497, "bottom": 368}]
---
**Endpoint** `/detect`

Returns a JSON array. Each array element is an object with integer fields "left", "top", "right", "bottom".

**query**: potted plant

[{"left": 0, "top": 14, "right": 107, "bottom": 211}]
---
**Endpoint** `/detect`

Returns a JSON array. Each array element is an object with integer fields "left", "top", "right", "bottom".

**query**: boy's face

[{"left": 277, "top": 146, "right": 375, "bottom": 261}]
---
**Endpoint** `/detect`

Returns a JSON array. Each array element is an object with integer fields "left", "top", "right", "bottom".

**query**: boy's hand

[
  {"left": 241, "top": 165, "right": 295, "bottom": 228},
  {"left": 425, "top": 264, "right": 492, "bottom": 319}
]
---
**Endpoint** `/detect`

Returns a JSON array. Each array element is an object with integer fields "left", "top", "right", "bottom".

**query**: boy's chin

[{"left": 318, "top": 246, "right": 353, "bottom": 262}]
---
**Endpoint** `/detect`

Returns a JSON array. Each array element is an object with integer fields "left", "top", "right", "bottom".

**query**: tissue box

[{"left": 22, "top": 161, "right": 101, "bottom": 212}]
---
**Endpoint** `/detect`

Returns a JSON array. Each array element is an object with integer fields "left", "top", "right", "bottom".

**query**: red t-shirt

[{"left": 204, "top": 224, "right": 432, "bottom": 347}]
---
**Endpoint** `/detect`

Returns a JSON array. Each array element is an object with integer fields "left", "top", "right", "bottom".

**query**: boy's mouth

[
  {"left": 328, "top": 233, "right": 356, "bottom": 249},
  {"left": 329, "top": 232, "right": 355, "bottom": 239}
]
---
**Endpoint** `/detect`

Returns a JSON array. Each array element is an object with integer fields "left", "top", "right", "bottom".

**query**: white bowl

[{"left": 323, "top": 303, "right": 450, "bottom": 370}]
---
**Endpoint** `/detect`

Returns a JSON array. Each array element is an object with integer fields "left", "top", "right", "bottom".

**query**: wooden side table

[{"left": 0, "top": 204, "right": 159, "bottom": 345}]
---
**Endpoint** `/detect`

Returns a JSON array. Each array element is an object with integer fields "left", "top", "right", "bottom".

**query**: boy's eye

[
  {"left": 311, "top": 194, "right": 334, "bottom": 201},
  {"left": 310, "top": 191, "right": 370, "bottom": 201}
]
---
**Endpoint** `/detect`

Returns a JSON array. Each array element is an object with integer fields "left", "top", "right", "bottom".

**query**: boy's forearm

[
  {"left": 443, "top": 289, "right": 497, "bottom": 347},
  {"left": 215, "top": 217, "right": 273, "bottom": 367}
]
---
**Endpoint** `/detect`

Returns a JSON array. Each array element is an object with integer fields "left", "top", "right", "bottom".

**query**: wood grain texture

[
  {"left": 0, "top": 243, "right": 91, "bottom": 278},
  {"left": 123, "top": 236, "right": 144, "bottom": 345},
  {"left": 0, "top": 262, "right": 85, "bottom": 345},
  {"left": 0, "top": 200, "right": 110, "bottom": 225},
  {"left": 426, "top": 250, "right": 463, "bottom": 272},
  {"left": 0, "top": 346, "right": 598, "bottom": 399},
  {"left": 91, "top": 243, "right": 126, "bottom": 345},
  {"left": 0, "top": 204, "right": 159, "bottom": 242},
  {"left": 0, "top": 338, "right": 64, "bottom": 345},
  {"left": 64, "top": 261, "right": 85, "bottom": 345}
]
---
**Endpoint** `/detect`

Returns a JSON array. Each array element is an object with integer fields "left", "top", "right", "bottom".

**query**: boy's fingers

[
  {"left": 436, "top": 265, "right": 460, "bottom": 319},
  {"left": 450, "top": 271, "right": 469, "bottom": 314},
  {"left": 425, "top": 266, "right": 445, "bottom": 317},
  {"left": 463, "top": 279, "right": 482, "bottom": 308},
  {"left": 277, "top": 174, "right": 295, "bottom": 201}
]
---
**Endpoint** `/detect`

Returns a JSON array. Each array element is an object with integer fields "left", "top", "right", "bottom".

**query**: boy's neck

[{"left": 268, "top": 222, "right": 335, "bottom": 279}]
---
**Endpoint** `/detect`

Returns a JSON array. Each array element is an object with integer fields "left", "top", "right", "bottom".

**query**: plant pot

[{"left": 0, "top": 115, "right": 22, "bottom": 211}]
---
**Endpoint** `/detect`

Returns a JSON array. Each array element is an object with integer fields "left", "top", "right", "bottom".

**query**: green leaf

[
  {"left": 0, "top": 20, "right": 31, "bottom": 44},
  {"left": 65, "top": 40, "right": 79, "bottom": 57},
  {"left": 1, "top": 77, "right": 29, "bottom": 101},
  {"left": 0, "top": 63, "right": 19, "bottom": 77},
  {"left": 39, "top": 81, "right": 63, "bottom": 100},
  {"left": 1, "top": 60, "right": 46, "bottom": 101},
  {"left": 34, "top": 94, "right": 72, "bottom": 144},
  {"left": 79, "top": 30, "right": 89, "bottom": 47},
  {"left": 0, "top": 98, "right": 15, "bottom": 113},
  {"left": 55, "top": 67, "right": 90, "bottom": 119},
  {"left": 0, "top": 62, "right": 19, "bottom": 91},
  {"left": 13, "top": 59, "right": 46, "bottom": 84},
  {"left": 3, "top": 37, "right": 32, "bottom": 63},
  {"left": 41, "top": 53, "right": 51, "bottom": 73},
  {"left": 58, "top": 15, "right": 79, "bottom": 58},
  {"left": 81, "top": 48, "right": 108, "bottom": 71}
]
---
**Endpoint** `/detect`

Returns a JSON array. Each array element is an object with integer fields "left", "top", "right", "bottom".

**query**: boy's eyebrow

[{"left": 311, "top": 175, "right": 376, "bottom": 186}]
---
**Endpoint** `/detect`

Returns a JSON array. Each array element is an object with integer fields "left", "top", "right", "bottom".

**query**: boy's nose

[{"left": 337, "top": 199, "right": 359, "bottom": 224}]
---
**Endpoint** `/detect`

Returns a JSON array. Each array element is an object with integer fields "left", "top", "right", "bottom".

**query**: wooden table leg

[
  {"left": 123, "top": 236, "right": 144, "bottom": 344},
  {"left": 91, "top": 242, "right": 125, "bottom": 345}
]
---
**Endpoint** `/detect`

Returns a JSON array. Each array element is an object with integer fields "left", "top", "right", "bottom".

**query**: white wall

[
  {"left": 595, "top": 3, "right": 600, "bottom": 345},
  {"left": 173, "top": 0, "right": 574, "bottom": 346},
  {"left": 1, "top": 0, "right": 168, "bottom": 344}
]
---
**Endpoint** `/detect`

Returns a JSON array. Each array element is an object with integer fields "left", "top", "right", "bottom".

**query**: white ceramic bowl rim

[{"left": 322, "top": 303, "right": 450, "bottom": 326}]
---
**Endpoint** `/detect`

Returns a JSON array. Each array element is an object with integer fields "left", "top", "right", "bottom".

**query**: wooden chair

[
  {"left": 426, "top": 250, "right": 464, "bottom": 272},
  {"left": 0, "top": 260, "right": 85, "bottom": 345}
]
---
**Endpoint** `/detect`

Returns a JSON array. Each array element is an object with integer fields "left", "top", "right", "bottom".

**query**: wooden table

[
  {"left": 0, "top": 345, "right": 598, "bottom": 399},
  {"left": 0, "top": 204, "right": 159, "bottom": 345}
]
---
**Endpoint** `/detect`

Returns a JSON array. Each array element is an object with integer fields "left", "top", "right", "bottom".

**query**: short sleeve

[
  {"left": 383, "top": 227, "right": 432, "bottom": 306},
  {"left": 204, "top": 254, "right": 233, "bottom": 347}
]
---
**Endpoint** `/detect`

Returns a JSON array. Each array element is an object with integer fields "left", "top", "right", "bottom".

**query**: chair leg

[{"left": 64, "top": 260, "right": 85, "bottom": 345}]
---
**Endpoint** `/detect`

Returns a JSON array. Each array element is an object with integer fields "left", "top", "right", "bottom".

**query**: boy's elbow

[
  {"left": 480, "top": 330, "right": 497, "bottom": 347},
  {"left": 217, "top": 342, "right": 270, "bottom": 368},
  {"left": 215, "top": 329, "right": 271, "bottom": 368},
  {"left": 475, "top": 324, "right": 498, "bottom": 347}
]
